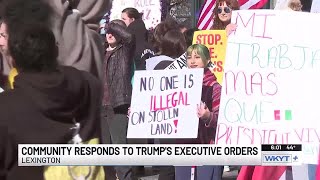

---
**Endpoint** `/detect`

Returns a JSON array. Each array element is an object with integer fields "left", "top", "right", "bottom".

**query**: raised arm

[{"left": 48, "top": 0, "right": 109, "bottom": 79}]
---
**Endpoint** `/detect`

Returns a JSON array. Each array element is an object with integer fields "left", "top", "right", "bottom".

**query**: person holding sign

[
  {"left": 175, "top": 44, "right": 223, "bottom": 180},
  {"left": 212, "top": 0, "right": 239, "bottom": 35}
]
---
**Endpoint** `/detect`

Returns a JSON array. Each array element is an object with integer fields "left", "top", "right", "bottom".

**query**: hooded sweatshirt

[
  {"left": 0, "top": 66, "right": 102, "bottom": 180},
  {"left": 45, "top": 0, "right": 109, "bottom": 79}
]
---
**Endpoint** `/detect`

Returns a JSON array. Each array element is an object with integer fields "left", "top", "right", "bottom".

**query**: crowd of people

[{"left": 0, "top": 0, "right": 317, "bottom": 180}]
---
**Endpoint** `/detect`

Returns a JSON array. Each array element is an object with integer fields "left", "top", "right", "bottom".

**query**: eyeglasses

[{"left": 218, "top": 7, "right": 232, "bottom": 14}]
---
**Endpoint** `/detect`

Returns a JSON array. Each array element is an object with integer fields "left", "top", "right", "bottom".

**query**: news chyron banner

[
  {"left": 192, "top": 30, "right": 227, "bottom": 84},
  {"left": 19, "top": 144, "right": 260, "bottom": 166},
  {"left": 216, "top": 10, "right": 320, "bottom": 164},
  {"left": 18, "top": 144, "right": 302, "bottom": 166}
]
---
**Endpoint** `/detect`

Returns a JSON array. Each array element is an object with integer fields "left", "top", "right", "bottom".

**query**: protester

[
  {"left": 102, "top": 19, "right": 135, "bottom": 180},
  {"left": 149, "top": 20, "right": 179, "bottom": 54},
  {"left": 121, "top": 7, "right": 154, "bottom": 176},
  {"left": 175, "top": 44, "right": 223, "bottom": 180},
  {"left": 142, "top": 23, "right": 187, "bottom": 180},
  {"left": 184, "top": 28, "right": 198, "bottom": 47},
  {"left": 121, "top": 7, "right": 141, "bottom": 27},
  {"left": 0, "top": 23, "right": 103, "bottom": 179},
  {"left": 121, "top": 7, "right": 155, "bottom": 71},
  {"left": 149, "top": 28, "right": 188, "bottom": 180},
  {"left": 146, "top": 29, "right": 187, "bottom": 70},
  {"left": 211, "top": 0, "right": 240, "bottom": 173},
  {"left": 0, "top": 0, "right": 108, "bottom": 89},
  {"left": 211, "top": 0, "right": 239, "bottom": 35}
]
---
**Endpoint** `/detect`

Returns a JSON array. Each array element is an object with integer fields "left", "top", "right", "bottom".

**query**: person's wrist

[{"left": 201, "top": 111, "right": 211, "bottom": 122}]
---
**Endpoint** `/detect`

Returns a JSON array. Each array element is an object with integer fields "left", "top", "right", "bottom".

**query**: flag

[
  {"left": 197, "top": 0, "right": 216, "bottom": 30},
  {"left": 197, "top": 0, "right": 269, "bottom": 30}
]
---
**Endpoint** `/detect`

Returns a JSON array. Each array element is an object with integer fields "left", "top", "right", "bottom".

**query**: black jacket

[
  {"left": 126, "top": 19, "right": 154, "bottom": 70},
  {"left": 127, "top": 19, "right": 148, "bottom": 56},
  {"left": 105, "top": 28, "right": 135, "bottom": 108},
  {"left": 0, "top": 66, "right": 102, "bottom": 180}
]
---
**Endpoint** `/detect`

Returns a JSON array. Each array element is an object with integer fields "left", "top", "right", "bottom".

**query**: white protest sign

[
  {"left": 165, "top": 53, "right": 187, "bottom": 70},
  {"left": 216, "top": 10, "right": 320, "bottom": 164},
  {"left": 311, "top": 0, "right": 320, "bottom": 13},
  {"left": 274, "top": 0, "right": 290, "bottom": 10},
  {"left": 165, "top": 53, "right": 215, "bottom": 70},
  {"left": 110, "top": 0, "right": 161, "bottom": 29},
  {"left": 127, "top": 69, "right": 203, "bottom": 138}
]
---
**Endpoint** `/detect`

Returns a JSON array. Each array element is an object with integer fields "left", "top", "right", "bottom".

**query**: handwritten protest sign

[
  {"left": 274, "top": 0, "right": 290, "bottom": 10},
  {"left": 216, "top": 10, "right": 320, "bottom": 164},
  {"left": 192, "top": 30, "right": 227, "bottom": 84},
  {"left": 165, "top": 53, "right": 215, "bottom": 70},
  {"left": 127, "top": 69, "right": 203, "bottom": 138},
  {"left": 110, "top": 0, "right": 161, "bottom": 29},
  {"left": 165, "top": 53, "right": 187, "bottom": 70}
]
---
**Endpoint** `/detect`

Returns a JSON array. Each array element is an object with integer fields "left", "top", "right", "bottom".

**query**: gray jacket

[{"left": 47, "top": 0, "right": 109, "bottom": 79}]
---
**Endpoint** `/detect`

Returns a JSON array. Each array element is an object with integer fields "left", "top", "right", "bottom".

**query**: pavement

[{"left": 135, "top": 166, "right": 238, "bottom": 180}]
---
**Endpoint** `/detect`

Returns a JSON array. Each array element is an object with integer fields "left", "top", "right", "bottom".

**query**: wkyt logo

[{"left": 263, "top": 155, "right": 292, "bottom": 163}]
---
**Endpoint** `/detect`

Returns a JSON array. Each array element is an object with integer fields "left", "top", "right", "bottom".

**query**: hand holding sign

[
  {"left": 226, "top": 23, "right": 237, "bottom": 36},
  {"left": 127, "top": 107, "right": 131, "bottom": 119},
  {"left": 197, "top": 102, "right": 210, "bottom": 120}
]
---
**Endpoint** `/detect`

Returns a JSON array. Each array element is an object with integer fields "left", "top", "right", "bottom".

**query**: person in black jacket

[
  {"left": 102, "top": 19, "right": 135, "bottom": 180},
  {"left": 122, "top": 7, "right": 155, "bottom": 70},
  {"left": 0, "top": 24, "right": 103, "bottom": 179}
]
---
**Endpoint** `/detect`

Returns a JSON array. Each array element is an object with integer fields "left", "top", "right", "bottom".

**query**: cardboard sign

[
  {"left": 109, "top": 0, "right": 161, "bottom": 29},
  {"left": 127, "top": 69, "right": 203, "bottom": 138},
  {"left": 192, "top": 30, "right": 227, "bottom": 84},
  {"left": 216, "top": 10, "right": 320, "bottom": 164}
]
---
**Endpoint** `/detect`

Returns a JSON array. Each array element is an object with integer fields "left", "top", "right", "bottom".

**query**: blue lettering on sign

[{"left": 264, "top": 155, "right": 291, "bottom": 162}]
